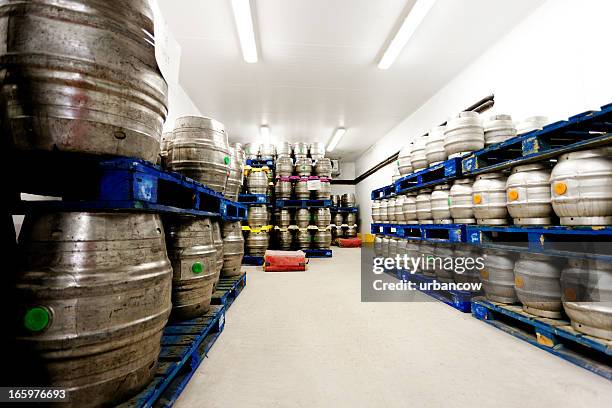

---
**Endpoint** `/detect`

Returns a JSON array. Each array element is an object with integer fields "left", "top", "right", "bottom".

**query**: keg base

[
  {"left": 419, "top": 220, "right": 434, "bottom": 224},
  {"left": 448, "top": 152, "right": 472, "bottom": 159},
  {"left": 171, "top": 302, "right": 212, "bottom": 321},
  {"left": 454, "top": 218, "right": 476, "bottom": 224},
  {"left": 486, "top": 294, "right": 518, "bottom": 304},
  {"left": 560, "top": 216, "right": 612, "bottom": 226},
  {"left": 522, "top": 305, "right": 563, "bottom": 319},
  {"left": 570, "top": 321, "right": 612, "bottom": 341},
  {"left": 398, "top": 167, "right": 413, "bottom": 176},
  {"left": 477, "top": 218, "right": 509, "bottom": 226},
  {"left": 433, "top": 219, "right": 453, "bottom": 224},
  {"left": 513, "top": 217, "right": 552, "bottom": 226},
  {"left": 221, "top": 267, "right": 243, "bottom": 277}
]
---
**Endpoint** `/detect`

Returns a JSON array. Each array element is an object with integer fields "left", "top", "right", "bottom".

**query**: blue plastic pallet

[
  {"left": 371, "top": 184, "right": 395, "bottom": 200},
  {"left": 394, "top": 157, "right": 463, "bottom": 194},
  {"left": 420, "top": 224, "right": 466, "bottom": 242},
  {"left": 466, "top": 225, "right": 612, "bottom": 261},
  {"left": 118, "top": 305, "right": 225, "bottom": 408},
  {"left": 370, "top": 223, "right": 466, "bottom": 243},
  {"left": 212, "top": 273, "right": 247, "bottom": 310},
  {"left": 462, "top": 102, "right": 612, "bottom": 176},
  {"left": 246, "top": 158, "right": 275, "bottom": 168},
  {"left": 304, "top": 249, "right": 333, "bottom": 258},
  {"left": 14, "top": 156, "right": 248, "bottom": 221},
  {"left": 238, "top": 193, "right": 270, "bottom": 204},
  {"left": 472, "top": 299, "right": 612, "bottom": 380},
  {"left": 331, "top": 207, "right": 359, "bottom": 213},
  {"left": 371, "top": 223, "right": 421, "bottom": 239},
  {"left": 275, "top": 199, "right": 332, "bottom": 208},
  {"left": 242, "top": 255, "right": 265, "bottom": 266},
  {"left": 385, "top": 269, "right": 477, "bottom": 313}
]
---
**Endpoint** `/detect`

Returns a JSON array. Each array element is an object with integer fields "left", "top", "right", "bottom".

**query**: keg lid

[
  {"left": 511, "top": 163, "right": 547, "bottom": 173},
  {"left": 456, "top": 111, "right": 480, "bottom": 118},
  {"left": 399, "top": 144, "right": 413, "bottom": 157},
  {"left": 453, "top": 178, "right": 473, "bottom": 184},
  {"left": 558, "top": 147, "right": 612, "bottom": 161},
  {"left": 428, "top": 126, "right": 446, "bottom": 140},
  {"left": 174, "top": 116, "right": 226, "bottom": 133},
  {"left": 487, "top": 114, "right": 512, "bottom": 121},
  {"left": 517, "top": 116, "right": 548, "bottom": 135},
  {"left": 476, "top": 172, "right": 505, "bottom": 180}
]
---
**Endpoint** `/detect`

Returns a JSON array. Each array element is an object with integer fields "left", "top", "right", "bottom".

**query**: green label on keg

[
  {"left": 224, "top": 156, "right": 230, "bottom": 165},
  {"left": 192, "top": 262, "right": 204, "bottom": 274},
  {"left": 24, "top": 306, "right": 50, "bottom": 332},
  {"left": 448, "top": 197, "right": 452, "bottom": 206}
]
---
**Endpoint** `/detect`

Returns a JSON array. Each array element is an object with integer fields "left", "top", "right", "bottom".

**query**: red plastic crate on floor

[
  {"left": 263, "top": 250, "right": 307, "bottom": 272},
  {"left": 338, "top": 237, "right": 362, "bottom": 247}
]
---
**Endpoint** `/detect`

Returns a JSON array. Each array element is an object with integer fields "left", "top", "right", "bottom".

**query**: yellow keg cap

[
  {"left": 554, "top": 182, "right": 567, "bottom": 195},
  {"left": 473, "top": 194, "right": 482, "bottom": 205},
  {"left": 507, "top": 190, "right": 519, "bottom": 201},
  {"left": 514, "top": 276, "right": 524, "bottom": 288}
]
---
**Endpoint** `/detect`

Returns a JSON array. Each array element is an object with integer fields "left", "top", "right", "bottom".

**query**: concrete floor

[{"left": 177, "top": 248, "right": 612, "bottom": 408}]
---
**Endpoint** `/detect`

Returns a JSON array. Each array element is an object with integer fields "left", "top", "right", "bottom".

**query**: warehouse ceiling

[{"left": 158, "top": 0, "right": 543, "bottom": 160}]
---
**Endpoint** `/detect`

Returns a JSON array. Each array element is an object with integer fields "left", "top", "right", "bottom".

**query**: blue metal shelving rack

[
  {"left": 461, "top": 103, "right": 612, "bottom": 175},
  {"left": 370, "top": 101, "right": 612, "bottom": 378},
  {"left": 12, "top": 155, "right": 248, "bottom": 221}
]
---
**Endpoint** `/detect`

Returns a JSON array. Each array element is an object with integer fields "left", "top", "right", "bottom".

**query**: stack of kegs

[{"left": 1, "top": 1, "right": 184, "bottom": 404}]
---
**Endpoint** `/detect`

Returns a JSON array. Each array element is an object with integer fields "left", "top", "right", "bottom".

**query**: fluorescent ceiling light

[
  {"left": 231, "top": 0, "right": 258, "bottom": 63},
  {"left": 327, "top": 128, "right": 347, "bottom": 152},
  {"left": 260, "top": 125, "right": 270, "bottom": 143},
  {"left": 378, "top": 0, "right": 436, "bottom": 69}
]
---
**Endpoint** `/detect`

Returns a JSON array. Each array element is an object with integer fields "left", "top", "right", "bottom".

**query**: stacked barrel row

[
  {"left": 374, "top": 237, "right": 612, "bottom": 340},
  {"left": 395, "top": 112, "right": 548, "bottom": 179},
  {"left": 159, "top": 116, "right": 245, "bottom": 322},
  {"left": 244, "top": 141, "right": 326, "bottom": 161},
  {"left": 1, "top": 2, "right": 244, "bottom": 406},
  {"left": 242, "top": 141, "right": 337, "bottom": 253},
  {"left": 378, "top": 106, "right": 612, "bottom": 227},
  {"left": 377, "top": 147, "right": 612, "bottom": 227},
  {"left": 273, "top": 208, "right": 333, "bottom": 250},
  {"left": 330, "top": 194, "right": 358, "bottom": 241},
  {"left": 372, "top": 107, "right": 612, "bottom": 344}
]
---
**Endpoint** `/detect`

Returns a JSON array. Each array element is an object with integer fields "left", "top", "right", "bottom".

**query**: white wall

[
  {"left": 164, "top": 83, "right": 202, "bottom": 131},
  {"left": 355, "top": 0, "right": 612, "bottom": 234},
  {"left": 331, "top": 161, "right": 356, "bottom": 196},
  {"left": 150, "top": 0, "right": 202, "bottom": 130}
]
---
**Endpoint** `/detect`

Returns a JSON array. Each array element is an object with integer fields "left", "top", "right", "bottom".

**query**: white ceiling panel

[{"left": 158, "top": 0, "right": 544, "bottom": 160}]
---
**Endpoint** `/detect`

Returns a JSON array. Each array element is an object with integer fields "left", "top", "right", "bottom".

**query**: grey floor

[{"left": 176, "top": 248, "right": 612, "bottom": 408}]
